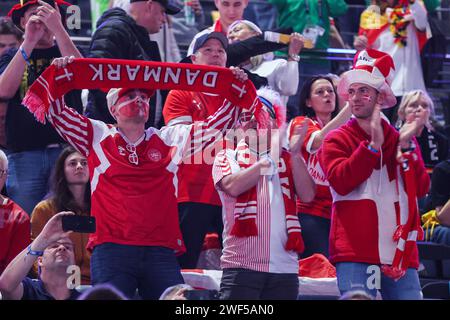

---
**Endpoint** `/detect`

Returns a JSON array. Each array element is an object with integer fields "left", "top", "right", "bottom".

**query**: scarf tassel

[
  {"left": 381, "top": 265, "right": 406, "bottom": 281},
  {"left": 285, "top": 232, "right": 305, "bottom": 254},
  {"left": 22, "top": 93, "right": 48, "bottom": 124}
]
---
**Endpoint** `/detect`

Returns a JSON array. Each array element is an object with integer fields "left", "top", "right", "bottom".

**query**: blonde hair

[
  {"left": 0, "top": 149, "right": 7, "bottom": 169},
  {"left": 397, "top": 90, "right": 435, "bottom": 125}
]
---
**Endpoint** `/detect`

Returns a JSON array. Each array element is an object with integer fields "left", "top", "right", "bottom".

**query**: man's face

[
  {"left": 39, "top": 238, "right": 75, "bottom": 270},
  {"left": 0, "top": 158, "right": 8, "bottom": 191},
  {"left": 0, "top": 34, "right": 21, "bottom": 56},
  {"left": 348, "top": 83, "right": 380, "bottom": 119},
  {"left": 214, "top": 0, "right": 248, "bottom": 28},
  {"left": 144, "top": 1, "right": 166, "bottom": 34},
  {"left": 191, "top": 38, "right": 227, "bottom": 67},
  {"left": 112, "top": 89, "right": 150, "bottom": 125}
]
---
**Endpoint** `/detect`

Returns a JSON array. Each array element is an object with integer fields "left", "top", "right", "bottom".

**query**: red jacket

[{"left": 319, "top": 119, "right": 429, "bottom": 267}]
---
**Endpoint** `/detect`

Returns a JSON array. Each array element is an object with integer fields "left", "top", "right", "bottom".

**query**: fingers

[
  {"left": 230, "top": 67, "right": 248, "bottom": 82},
  {"left": 52, "top": 56, "right": 75, "bottom": 68}
]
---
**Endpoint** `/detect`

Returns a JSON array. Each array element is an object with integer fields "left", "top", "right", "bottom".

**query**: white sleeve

[
  {"left": 410, "top": 1, "right": 428, "bottom": 31},
  {"left": 270, "top": 60, "right": 299, "bottom": 96}
]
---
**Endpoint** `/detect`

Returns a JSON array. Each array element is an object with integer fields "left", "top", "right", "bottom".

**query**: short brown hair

[{"left": 0, "top": 17, "right": 22, "bottom": 40}]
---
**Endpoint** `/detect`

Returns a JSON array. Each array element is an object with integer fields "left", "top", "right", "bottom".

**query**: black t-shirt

[
  {"left": 430, "top": 160, "right": 450, "bottom": 209},
  {"left": 21, "top": 277, "right": 80, "bottom": 300},
  {"left": 0, "top": 46, "right": 82, "bottom": 152},
  {"left": 416, "top": 127, "right": 449, "bottom": 168}
]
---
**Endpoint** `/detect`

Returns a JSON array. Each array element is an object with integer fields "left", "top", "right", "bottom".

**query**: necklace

[{"left": 118, "top": 130, "right": 146, "bottom": 165}]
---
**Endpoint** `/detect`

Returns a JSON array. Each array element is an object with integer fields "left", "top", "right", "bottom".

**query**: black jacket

[{"left": 86, "top": 8, "right": 165, "bottom": 127}]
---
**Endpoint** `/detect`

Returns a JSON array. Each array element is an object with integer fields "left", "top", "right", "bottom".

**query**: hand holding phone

[{"left": 62, "top": 215, "right": 96, "bottom": 233}]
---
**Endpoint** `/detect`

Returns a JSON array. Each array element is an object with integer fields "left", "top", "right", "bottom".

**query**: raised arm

[
  {"left": 0, "top": 1, "right": 81, "bottom": 100},
  {"left": 27, "top": 57, "right": 93, "bottom": 156},
  {"left": 289, "top": 120, "right": 316, "bottom": 202},
  {"left": 0, "top": 212, "right": 73, "bottom": 300},
  {"left": 216, "top": 154, "right": 274, "bottom": 197},
  {"left": 307, "top": 102, "right": 352, "bottom": 153}
]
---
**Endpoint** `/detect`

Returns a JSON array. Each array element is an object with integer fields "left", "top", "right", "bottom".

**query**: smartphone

[
  {"left": 62, "top": 215, "right": 96, "bottom": 233},
  {"left": 41, "top": 0, "right": 56, "bottom": 8},
  {"left": 184, "top": 289, "right": 219, "bottom": 300}
]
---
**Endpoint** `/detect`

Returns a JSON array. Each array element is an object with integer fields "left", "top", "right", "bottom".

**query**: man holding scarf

[
  {"left": 212, "top": 87, "right": 316, "bottom": 300},
  {"left": 22, "top": 56, "right": 258, "bottom": 299}
]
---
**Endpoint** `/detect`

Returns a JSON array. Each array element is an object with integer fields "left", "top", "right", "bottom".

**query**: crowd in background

[{"left": 0, "top": 0, "right": 449, "bottom": 301}]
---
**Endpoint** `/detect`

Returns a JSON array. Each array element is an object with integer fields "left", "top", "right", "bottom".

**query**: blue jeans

[
  {"left": 91, "top": 243, "right": 185, "bottom": 300},
  {"left": 6, "top": 147, "right": 63, "bottom": 215},
  {"left": 431, "top": 225, "right": 450, "bottom": 246},
  {"left": 336, "top": 262, "right": 423, "bottom": 300}
]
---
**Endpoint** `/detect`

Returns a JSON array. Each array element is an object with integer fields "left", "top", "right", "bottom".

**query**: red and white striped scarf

[
  {"left": 230, "top": 141, "right": 305, "bottom": 253},
  {"left": 381, "top": 152, "right": 424, "bottom": 280}
]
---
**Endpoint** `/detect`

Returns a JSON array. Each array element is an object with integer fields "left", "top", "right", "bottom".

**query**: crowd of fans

[{"left": 0, "top": 0, "right": 449, "bottom": 301}]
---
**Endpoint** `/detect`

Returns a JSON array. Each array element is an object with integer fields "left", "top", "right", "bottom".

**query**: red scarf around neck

[
  {"left": 231, "top": 140, "right": 305, "bottom": 253},
  {"left": 22, "top": 58, "right": 263, "bottom": 124},
  {"left": 382, "top": 152, "right": 424, "bottom": 280}
]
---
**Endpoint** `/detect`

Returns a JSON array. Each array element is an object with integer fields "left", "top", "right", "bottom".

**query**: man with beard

[
  {"left": 319, "top": 49, "right": 430, "bottom": 299},
  {"left": 0, "top": 212, "right": 80, "bottom": 300}
]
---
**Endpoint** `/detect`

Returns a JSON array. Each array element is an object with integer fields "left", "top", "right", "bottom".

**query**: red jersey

[
  {"left": 46, "top": 97, "right": 242, "bottom": 252},
  {"left": 163, "top": 90, "right": 226, "bottom": 205},
  {"left": 290, "top": 117, "right": 332, "bottom": 219},
  {"left": 0, "top": 198, "right": 30, "bottom": 273}
]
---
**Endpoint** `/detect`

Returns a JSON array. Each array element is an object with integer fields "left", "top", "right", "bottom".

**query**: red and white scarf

[
  {"left": 22, "top": 58, "right": 263, "bottom": 123},
  {"left": 382, "top": 152, "right": 424, "bottom": 280},
  {"left": 231, "top": 141, "right": 305, "bottom": 253}
]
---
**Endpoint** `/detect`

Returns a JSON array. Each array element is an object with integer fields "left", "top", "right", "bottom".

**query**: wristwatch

[{"left": 288, "top": 54, "right": 300, "bottom": 62}]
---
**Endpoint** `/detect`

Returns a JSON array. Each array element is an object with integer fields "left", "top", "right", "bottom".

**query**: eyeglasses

[
  {"left": 0, "top": 169, "right": 7, "bottom": 178},
  {"left": 126, "top": 144, "right": 139, "bottom": 165}
]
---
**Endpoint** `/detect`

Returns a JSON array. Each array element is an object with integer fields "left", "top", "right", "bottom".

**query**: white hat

[
  {"left": 106, "top": 88, "right": 154, "bottom": 118},
  {"left": 338, "top": 49, "right": 397, "bottom": 108}
]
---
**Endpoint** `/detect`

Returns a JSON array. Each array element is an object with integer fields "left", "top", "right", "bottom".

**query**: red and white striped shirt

[
  {"left": 46, "top": 97, "right": 241, "bottom": 252},
  {"left": 213, "top": 148, "right": 298, "bottom": 274}
]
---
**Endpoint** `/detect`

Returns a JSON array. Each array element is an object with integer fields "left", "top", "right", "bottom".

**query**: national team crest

[{"left": 148, "top": 149, "right": 162, "bottom": 162}]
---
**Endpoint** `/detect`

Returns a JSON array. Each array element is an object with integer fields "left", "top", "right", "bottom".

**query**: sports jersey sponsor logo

[
  {"left": 118, "top": 146, "right": 126, "bottom": 156},
  {"left": 148, "top": 149, "right": 162, "bottom": 162}
]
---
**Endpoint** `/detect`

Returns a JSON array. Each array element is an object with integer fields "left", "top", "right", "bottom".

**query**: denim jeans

[
  {"left": 336, "top": 262, "right": 423, "bottom": 300},
  {"left": 6, "top": 147, "right": 63, "bottom": 215},
  {"left": 91, "top": 243, "right": 185, "bottom": 300},
  {"left": 220, "top": 268, "right": 299, "bottom": 300}
]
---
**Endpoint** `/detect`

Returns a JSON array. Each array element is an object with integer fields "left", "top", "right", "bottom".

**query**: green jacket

[{"left": 269, "top": 0, "right": 348, "bottom": 50}]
